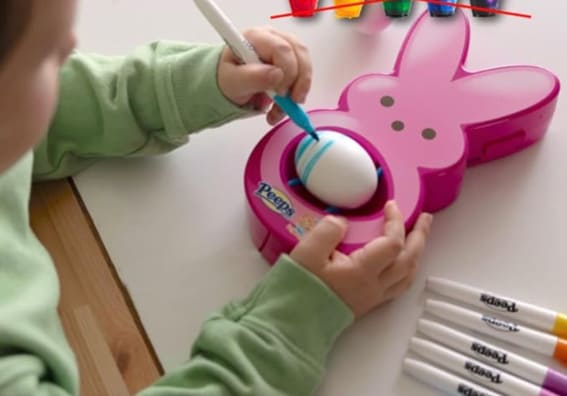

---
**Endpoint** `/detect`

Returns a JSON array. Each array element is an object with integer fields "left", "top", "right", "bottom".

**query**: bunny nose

[{"left": 392, "top": 121, "right": 405, "bottom": 131}]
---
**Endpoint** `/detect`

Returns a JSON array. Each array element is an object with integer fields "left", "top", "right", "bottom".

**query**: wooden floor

[{"left": 30, "top": 179, "right": 162, "bottom": 396}]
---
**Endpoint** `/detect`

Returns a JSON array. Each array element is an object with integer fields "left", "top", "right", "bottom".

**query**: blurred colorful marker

[
  {"left": 383, "top": 0, "right": 413, "bottom": 18},
  {"left": 334, "top": 0, "right": 364, "bottom": 18},
  {"left": 428, "top": 0, "right": 458, "bottom": 17},
  {"left": 289, "top": 0, "right": 318, "bottom": 17},
  {"left": 470, "top": 0, "right": 500, "bottom": 16}
]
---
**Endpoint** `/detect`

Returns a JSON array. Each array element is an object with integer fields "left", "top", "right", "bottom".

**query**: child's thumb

[
  {"left": 299, "top": 216, "right": 348, "bottom": 261},
  {"left": 232, "top": 64, "right": 284, "bottom": 97}
]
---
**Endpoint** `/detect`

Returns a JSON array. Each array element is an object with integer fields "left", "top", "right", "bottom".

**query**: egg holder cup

[{"left": 244, "top": 9, "right": 560, "bottom": 264}]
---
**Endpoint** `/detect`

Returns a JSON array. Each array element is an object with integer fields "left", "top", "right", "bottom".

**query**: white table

[{"left": 74, "top": 1, "right": 567, "bottom": 394}]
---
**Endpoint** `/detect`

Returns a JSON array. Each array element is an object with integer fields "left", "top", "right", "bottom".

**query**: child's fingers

[
  {"left": 383, "top": 201, "right": 405, "bottom": 244},
  {"left": 251, "top": 93, "right": 273, "bottom": 113},
  {"left": 384, "top": 212, "right": 434, "bottom": 296},
  {"left": 352, "top": 234, "right": 403, "bottom": 275},
  {"left": 293, "top": 216, "right": 347, "bottom": 263},
  {"left": 378, "top": 213, "right": 432, "bottom": 287},
  {"left": 403, "top": 213, "right": 432, "bottom": 265},
  {"left": 221, "top": 61, "right": 283, "bottom": 101},
  {"left": 269, "top": 30, "right": 312, "bottom": 103},
  {"left": 378, "top": 253, "right": 417, "bottom": 292},
  {"left": 244, "top": 29, "right": 299, "bottom": 96},
  {"left": 349, "top": 201, "right": 405, "bottom": 273},
  {"left": 267, "top": 104, "right": 285, "bottom": 125},
  {"left": 382, "top": 274, "right": 414, "bottom": 302}
]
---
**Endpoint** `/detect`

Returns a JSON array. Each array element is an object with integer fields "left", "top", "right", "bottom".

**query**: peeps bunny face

[
  {"left": 343, "top": 11, "right": 558, "bottom": 171},
  {"left": 245, "top": 9, "right": 560, "bottom": 265},
  {"left": 343, "top": 73, "right": 467, "bottom": 171}
]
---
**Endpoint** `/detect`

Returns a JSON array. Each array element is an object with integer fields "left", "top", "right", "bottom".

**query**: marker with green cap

[{"left": 383, "top": 0, "right": 413, "bottom": 17}]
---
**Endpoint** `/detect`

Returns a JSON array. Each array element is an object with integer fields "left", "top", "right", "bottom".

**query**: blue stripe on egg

[
  {"left": 295, "top": 135, "right": 316, "bottom": 165},
  {"left": 300, "top": 140, "right": 335, "bottom": 185}
]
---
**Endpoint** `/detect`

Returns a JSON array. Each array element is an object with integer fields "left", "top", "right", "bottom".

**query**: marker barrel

[
  {"left": 417, "top": 319, "right": 567, "bottom": 396},
  {"left": 403, "top": 358, "right": 502, "bottom": 396},
  {"left": 410, "top": 338, "right": 559, "bottom": 396},
  {"left": 427, "top": 277, "right": 567, "bottom": 339},
  {"left": 424, "top": 300, "right": 567, "bottom": 366}
]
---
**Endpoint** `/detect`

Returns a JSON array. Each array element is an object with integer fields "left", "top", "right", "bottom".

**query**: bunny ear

[
  {"left": 395, "top": 9, "right": 469, "bottom": 83},
  {"left": 455, "top": 66, "right": 560, "bottom": 124}
]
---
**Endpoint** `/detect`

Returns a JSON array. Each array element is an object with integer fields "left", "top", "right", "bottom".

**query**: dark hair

[{"left": 0, "top": 0, "right": 33, "bottom": 64}]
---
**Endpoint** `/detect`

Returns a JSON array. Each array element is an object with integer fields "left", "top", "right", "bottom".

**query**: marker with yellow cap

[
  {"left": 427, "top": 277, "right": 567, "bottom": 339},
  {"left": 334, "top": 0, "right": 364, "bottom": 18},
  {"left": 425, "top": 300, "right": 567, "bottom": 367}
]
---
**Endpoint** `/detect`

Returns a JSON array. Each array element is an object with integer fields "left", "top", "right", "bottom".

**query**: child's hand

[
  {"left": 217, "top": 26, "right": 312, "bottom": 126},
  {"left": 290, "top": 201, "right": 433, "bottom": 319}
]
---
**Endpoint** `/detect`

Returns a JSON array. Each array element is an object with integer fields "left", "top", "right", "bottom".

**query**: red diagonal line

[{"left": 271, "top": 0, "right": 531, "bottom": 19}]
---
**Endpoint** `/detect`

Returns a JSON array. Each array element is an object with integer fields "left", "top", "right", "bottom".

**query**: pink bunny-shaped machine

[{"left": 244, "top": 10, "right": 560, "bottom": 264}]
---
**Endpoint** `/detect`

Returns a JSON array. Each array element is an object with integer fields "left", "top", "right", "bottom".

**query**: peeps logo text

[
  {"left": 255, "top": 182, "right": 295, "bottom": 219},
  {"left": 464, "top": 361, "right": 503, "bottom": 384},
  {"left": 457, "top": 384, "right": 491, "bottom": 396},
  {"left": 471, "top": 342, "right": 510, "bottom": 365},
  {"left": 480, "top": 294, "right": 519, "bottom": 313},
  {"left": 481, "top": 316, "right": 519, "bottom": 333}
]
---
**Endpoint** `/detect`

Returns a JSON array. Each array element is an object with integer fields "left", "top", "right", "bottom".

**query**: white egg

[{"left": 294, "top": 131, "right": 378, "bottom": 209}]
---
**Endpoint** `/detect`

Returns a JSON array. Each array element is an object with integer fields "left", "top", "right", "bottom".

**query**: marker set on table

[
  {"left": 404, "top": 278, "right": 567, "bottom": 395},
  {"left": 289, "top": 0, "right": 502, "bottom": 19}
]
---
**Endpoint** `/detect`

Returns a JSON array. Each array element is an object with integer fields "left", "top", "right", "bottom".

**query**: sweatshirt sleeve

[
  {"left": 33, "top": 41, "right": 253, "bottom": 180},
  {"left": 1, "top": 156, "right": 352, "bottom": 396},
  {"left": 137, "top": 254, "right": 354, "bottom": 396},
  {"left": 0, "top": 153, "right": 79, "bottom": 396}
]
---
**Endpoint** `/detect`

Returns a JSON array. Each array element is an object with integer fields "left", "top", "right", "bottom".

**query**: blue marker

[
  {"left": 272, "top": 96, "right": 318, "bottom": 140},
  {"left": 428, "top": 0, "right": 458, "bottom": 17},
  {"left": 195, "top": 0, "right": 319, "bottom": 141}
]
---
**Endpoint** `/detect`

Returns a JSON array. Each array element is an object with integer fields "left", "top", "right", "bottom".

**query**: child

[{"left": 0, "top": 0, "right": 433, "bottom": 395}]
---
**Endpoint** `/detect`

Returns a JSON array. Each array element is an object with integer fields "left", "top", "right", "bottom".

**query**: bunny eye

[
  {"left": 422, "top": 128, "right": 437, "bottom": 140},
  {"left": 391, "top": 120, "right": 404, "bottom": 131},
  {"left": 380, "top": 96, "right": 395, "bottom": 107}
]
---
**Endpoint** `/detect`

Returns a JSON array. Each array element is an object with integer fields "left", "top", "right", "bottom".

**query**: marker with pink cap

[
  {"left": 410, "top": 337, "right": 561, "bottom": 396},
  {"left": 418, "top": 319, "right": 567, "bottom": 396}
]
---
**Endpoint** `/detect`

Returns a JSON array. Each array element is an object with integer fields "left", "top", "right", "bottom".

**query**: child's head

[{"left": 0, "top": 0, "right": 76, "bottom": 172}]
